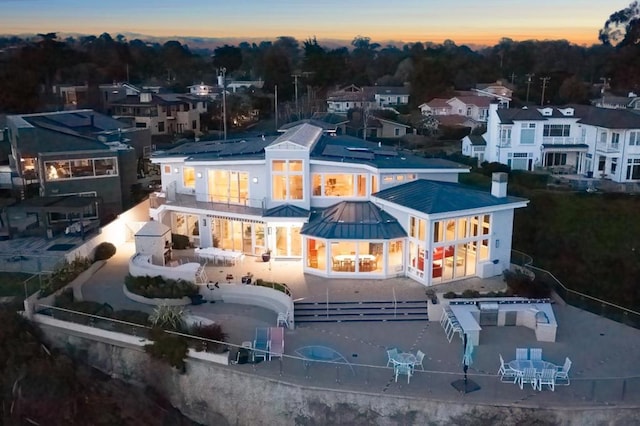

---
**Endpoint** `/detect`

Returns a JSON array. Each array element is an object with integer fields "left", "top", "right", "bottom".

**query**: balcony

[
  {"left": 596, "top": 142, "right": 620, "bottom": 153},
  {"left": 542, "top": 137, "right": 580, "bottom": 145},
  {"left": 150, "top": 190, "right": 266, "bottom": 217},
  {"left": 498, "top": 138, "right": 511, "bottom": 148}
]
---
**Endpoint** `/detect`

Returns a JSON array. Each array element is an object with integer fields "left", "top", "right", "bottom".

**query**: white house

[
  {"left": 464, "top": 102, "right": 640, "bottom": 182},
  {"left": 149, "top": 122, "right": 528, "bottom": 287},
  {"left": 419, "top": 95, "right": 491, "bottom": 129},
  {"left": 327, "top": 85, "right": 410, "bottom": 114}
]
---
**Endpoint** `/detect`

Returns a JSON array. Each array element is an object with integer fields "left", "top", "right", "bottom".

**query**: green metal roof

[
  {"left": 263, "top": 204, "right": 310, "bottom": 218},
  {"left": 373, "top": 179, "right": 527, "bottom": 214},
  {"left": 301, "top": 201, "right": 406, "bottom": 240}
]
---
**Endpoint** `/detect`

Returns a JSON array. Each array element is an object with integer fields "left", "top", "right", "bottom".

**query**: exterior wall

[
  {"left": 264, "top": 146, "right": 311, "bottom": 210},
  {"left": 378, "top": 122, "right": 408, "bottom": 138}
]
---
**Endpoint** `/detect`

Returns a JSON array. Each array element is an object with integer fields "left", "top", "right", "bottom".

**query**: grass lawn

[{"left": 0, "top": 272, "right": 35, "bottom": 298}]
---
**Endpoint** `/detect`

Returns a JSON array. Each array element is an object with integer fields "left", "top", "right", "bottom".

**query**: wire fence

[
  {"left": 511, "top": 250, "right": 640, "bottom": 329},
  {"left": 32, "top": 303, "right": 640, "bottom": 406}
]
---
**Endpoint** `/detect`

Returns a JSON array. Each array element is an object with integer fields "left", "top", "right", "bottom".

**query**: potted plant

[{"left": 261, "top": 249, "right": 271, "bottom": 262}]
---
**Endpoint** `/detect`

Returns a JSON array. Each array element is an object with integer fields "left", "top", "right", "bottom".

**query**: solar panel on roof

[
  {"left": 374, "top": 150, "right": 398, "bottom": 157},
  {"left": 322, "top": 144, "right": 374, "bottom": 160},
  {"left": 48, "top": 114, "right": 90, "bottom": 127}
]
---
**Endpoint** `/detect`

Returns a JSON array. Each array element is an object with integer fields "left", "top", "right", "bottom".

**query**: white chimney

[
  {"left": 140, "top": 92, "right": 152, "bottom": 103},
  {"left": 491, "top": 172, "right": 508, "bottom": 198}
]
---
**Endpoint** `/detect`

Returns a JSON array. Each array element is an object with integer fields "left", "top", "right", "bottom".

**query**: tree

[
  {"left": 212, "top": 44, "right": 242, "bottom": 74},
  {"left": 599, "top": 1, "right": 640, "bottom": 46}
]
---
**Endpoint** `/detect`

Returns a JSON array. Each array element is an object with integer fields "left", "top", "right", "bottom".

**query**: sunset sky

[{"left": 0, "top": 0, "right": 627, "bottom": 46}]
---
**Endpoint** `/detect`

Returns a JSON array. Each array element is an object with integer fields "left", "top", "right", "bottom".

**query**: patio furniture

[
  {"left": 395, "top": 352, "right": 417, "bottom": 372},
  {"left": 498, "top": 354, "right": 518, "bottom": 383},
  {"left": 253, "top": 327, "right": 270, "bottom": 361},
  {"left": 268, "top": 327, "right": 284, "bottom": 360},
  {"left": 555, "top": 357, "right": 572, "bottom": 385},
  {"left": 394, "top": 363, "right": 413, "bottom": 383},
  {"left": 414, "top": 350, "right": 425, "bottom": 371},
  {"left": 516, "top": 348, "right": 528, "bottom": 361},
  {"left": 277, "top": 312, "right": 290, "bottom": 328},
  {"left": 509, "top": 359, "right": 556, "bottom": 375},
  {"left": 538, "top": 368, "right": 556, "bottom": 391},
  {"left": 518, "top": 367, "right": 538, "bottom": 390},
  {"left": 529, "top": 348, "right": 543, "bottom": 361},
  {"left": 386, "top": 348, "right": 399, "bottom": 367}
]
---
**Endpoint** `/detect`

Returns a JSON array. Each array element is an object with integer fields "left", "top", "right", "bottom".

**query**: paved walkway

[{"left": 70, "top": 242, "right": 640, "bottom": 407}]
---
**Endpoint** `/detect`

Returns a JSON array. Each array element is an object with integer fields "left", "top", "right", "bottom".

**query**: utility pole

[
  {"left": 510, "top": 72, "right": 516, "bottom": 85},
  {"left": 600, "top": 77, "right": 611, "bottom": 106},
  {"left": 540, "top": 76, "right": 550, "bottom": 106},
  {"left": 217, "top": 67, "right": 227, "bottom": 140},
  {"left": 274, "top": 85, "right": 278, "bottom": 132},
  {"left": 525, "top": 73, "right": 534, "bottom": 103},
  {"left": 291, "top": 73, "right": 301, "bottom": 120}
]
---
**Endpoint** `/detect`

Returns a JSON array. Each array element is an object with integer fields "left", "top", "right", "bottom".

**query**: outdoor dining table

[
  {"left": 195, "top": 247, "right": 244, "bottom": 265},
  {"left": 394, "top": 352, "right": 417, "bottom": 368},
  {"left": 508, "top": 359, "right": 556, "bottom": 374}
]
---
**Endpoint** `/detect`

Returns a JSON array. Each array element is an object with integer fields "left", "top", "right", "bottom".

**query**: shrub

[
  {"left": 189, "top": 323, "right": 228, "bottom": 353},
  {"left": 253, "top": 278, "right": 291, "bottom": 295},
  {"left": 461, "top": 289, "right": 481, "bottom": 299},
  {"left": 39, "top": 256, "right": 92, "bottom": 297},
  {"left": 93, "top": 242, "right": 116, "bottom": 261},
  {"left": 144, "top": 328, "right": 189, "bottom": 372},
  {"left": 110, "top": 310, "right": 151, "bottom": 335},
  {"left": 443, "top": 291, "right": 458, "bottom": 299},
  {"left": 149, "top": 304, "right": 186, "bottom": 332},
  {"left": 124, "top": 274, "right": 199, "bottom": 299},
  {"left": 171, "top": 233, "right": 190, "bottom": 250}
]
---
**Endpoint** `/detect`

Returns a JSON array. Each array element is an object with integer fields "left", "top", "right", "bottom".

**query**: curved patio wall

[
  {"left": 129, "top": 253, "right": 201, "bottom": 283},
  {"left": 201, "top": 283, "right": 294, "bottom": 328},
  {"left": 122, "top": 285, "right": 191, "bottom": 307},
  {"left": 30, "top": 321, "right": 640, "bottom": 426}
]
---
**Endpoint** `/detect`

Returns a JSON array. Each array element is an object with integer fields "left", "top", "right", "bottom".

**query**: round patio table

[
  {"left": 508, "top": 360, "right": 555, "bottom": 374},
  {"left": 395, "top": 352, "right": 417, "bottom": 368}
]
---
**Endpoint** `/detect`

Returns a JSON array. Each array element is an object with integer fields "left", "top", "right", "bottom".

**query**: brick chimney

[{"left": 491, "top": 172, "right": 508, "bottom": 198}]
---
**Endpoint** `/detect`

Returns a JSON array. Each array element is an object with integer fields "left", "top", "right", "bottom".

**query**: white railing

[{"left": 542, "top": 137, "right": 578, "bottom": 145}]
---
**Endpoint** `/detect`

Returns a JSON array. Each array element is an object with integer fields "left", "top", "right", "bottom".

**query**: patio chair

[
  {"left": 538, "top": 368, "right": 556, "bottom": 391},
  {"left": 519, "top": 367, "right": 538, "bottom": 390},
  {"left": 253, "top": 327, "right": 270, "bottom": 361},
  {"left": 276, "top": 312, "right": 290, "bottom": 328},
  {"left": 529, "top": 348, "right": 543, "bottom": 361},
  {"left": 386, "top": 348, "right": 399, "bottom": 367},
  {"left": 268, "top": 327, "right": 284, "bottom": 360},
  {"left": 516, "top": 348, "right": 528, "bottom": 361},
  {"left": 394, "top": 363, "right": 413, "bottom": 383},
  {"left": 555, "top": 357, "right": 572, "bottom": 385},
  {"left": 414, "top": 350, "right": 425, "bottom": 371},
  {"left": 498, "top": 354, "right": 518, "bottom": 383}
]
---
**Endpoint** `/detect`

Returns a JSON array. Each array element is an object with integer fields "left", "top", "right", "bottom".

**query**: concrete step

[{"left": 294, "top": 300, "right": 428, "bottom": 323}]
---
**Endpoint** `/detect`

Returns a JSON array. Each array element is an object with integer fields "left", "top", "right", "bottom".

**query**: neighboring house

[
  {"left": 461, "top": 135, "right": 487, "bottom": 165},
  {"left": 4, "top": 110, "right": 142, "bottom": 220},
  {"left": 467, "top": 102, "right": 640, "bottom": 182},
  {"left": 110, "top": 92, "right": 205, "bottom": 137},
  {"left": 327, "top": 85, "right": 410, "bottom": 114},
  {"left": 149, "top": 122, "right": 527, "bottom": 287},
  {"left": 419, "top": 95, "right": 491, "bottom": 128},
  {"left": 475, "top": 80, "right": 514, "bottom": 104},
  {"left": 592, "top": 92, "right": 640, "bottom": 110},
  {"left": 188, "top": 82, "right": 217, "bottom": 97},
  {"left": 226, "top": 80, "right": 264, "bottom": 93}
]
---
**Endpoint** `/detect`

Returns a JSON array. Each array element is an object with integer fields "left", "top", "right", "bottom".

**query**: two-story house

[
  {"left": 4, "top": 110, "right": 141, "bottom": 221},
  {"left": 465, "top": 103, "right": 640, "bottom": 182},
  {"left": 110, "top": 92, "right": 204, "bottom": 137},
  {"left": 420, "top": 95, "right": 491, "bottom": 126},
  {"left": 149, "top": 122, "right": 527, "bottom": 287},
  {"left": 327, "top": 85, "right": 410, "bottom": 114}
]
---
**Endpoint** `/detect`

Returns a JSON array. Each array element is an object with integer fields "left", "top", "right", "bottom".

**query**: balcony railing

[
  {"left": 150, "top": 185, "right": 266, "bottom": 216},
  {"left": 596, "top": 142, "right": 620, "bottom": 153},
  {"left": 542, "top": 137, "right": 580, "bottom": 145}
]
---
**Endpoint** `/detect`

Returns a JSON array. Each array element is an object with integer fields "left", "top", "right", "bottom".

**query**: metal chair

[
  {"left": 386, "top": 348, "right": 399, "bottom": 367},
  {"left": 519, "top": 367, "right": 538, "bottom": 390},
  {"left": 529, "top": 348, "right": 542, "bottom": 361},
  {"left": 498, "top": 354, "right": 518, "bottom": 383},
  {"left": 414, "top": 350, "right": 425, "bottom": 371},
  {"left": 394, "top": 363, "right": 413, "bottom": 383},
  {"left": 538, "top": 368, "right": 556, "bottom": 391},
  {"left": 555, "top": 357, "right": 572, "bottom": 385},
  {"left": 516, "top": 348, "right": 528, "bottom": 361}
]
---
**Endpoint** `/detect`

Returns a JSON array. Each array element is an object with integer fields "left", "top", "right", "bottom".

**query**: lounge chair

[
  {"left": 386, "top": 348, "right": 399, "bottom": 367},
  {"left": 529, "top": 348, "right": 542, "bottom": 361},
  {"left": 414, "top": 350, "right": 425, "bottom": 371},
  {"left": 498, "top": 354, "right": 518, "bottom": 383},
  {"left": 538, "top": 368, "right": 556, "bottom": 391},
  {"left": 268, "top": 327, "right": 284, "bottom": 360},
  {"left": 555, "top": 357, "right": 572, "bottom": 385},
  {"left": 253, "top": 327, "right": 270, "bottom": 361}
]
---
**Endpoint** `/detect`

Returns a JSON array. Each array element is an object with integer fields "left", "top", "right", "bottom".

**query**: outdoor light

[
  {"left": 495, "top": 239, "right": 500, "bottom": 248},
  {"left": 197, "top": 172, "right": 202, "bottom": 178},
  {"left": 174, "top": 167, "right": 179, "bottom": 173},
  {"left": 252, "top": 177, "right": 259, "bottom": 183}
]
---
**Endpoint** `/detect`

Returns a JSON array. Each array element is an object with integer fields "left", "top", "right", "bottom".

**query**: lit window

[{"left": 183, "top": 167, "right": 195, "bottom": 188}]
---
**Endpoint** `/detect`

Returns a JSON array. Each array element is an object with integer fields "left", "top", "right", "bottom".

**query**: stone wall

[{"left": 34, "top": 322, "right": 640, "bottom": 426}]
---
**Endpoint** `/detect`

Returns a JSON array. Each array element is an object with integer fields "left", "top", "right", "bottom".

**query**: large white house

[
  {"left": 149, "top": 123, "right": 527, "bottom": 287},
  {"left": 463, "top": 103, "right": 640, "bottom": 182}
]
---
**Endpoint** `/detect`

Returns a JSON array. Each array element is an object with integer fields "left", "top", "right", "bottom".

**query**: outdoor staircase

[{"left": 294, "top": 300, "right": 429, "bottom": 324}]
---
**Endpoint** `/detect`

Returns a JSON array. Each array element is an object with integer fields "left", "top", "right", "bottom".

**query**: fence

[
  {"left": 32, "top": 304, "right": 640, "bottom": 407},
  {"left": 511, "top": 250, "right": 640, "bottom": 329}
]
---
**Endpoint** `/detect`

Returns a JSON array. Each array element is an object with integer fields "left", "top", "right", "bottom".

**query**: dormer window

[{"left": 538, "top": 107, "right": 553, "bottom": 116}]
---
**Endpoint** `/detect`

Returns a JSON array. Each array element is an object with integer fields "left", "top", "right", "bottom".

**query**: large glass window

[
  {"left": 543, "top": 124, "right": 570, "bottom": 137},
  {"left": 183, "top": 167, "right": 195, "bottom": 188},
  {"left": 207, "top": 170, "right": 249, "bottom": 204},
  {"left": 45, "top": 157, "right": 117, "bottom": 181},
  {"left": 629, "top": 131, "right": 640, "bottom": 146},
  {"left": 520, "top": 123, "right": 535, "bottom": 144},
  {"left": 409, "top": 216, "right": 426, "bottom": 240},
  {"left": 272, "top": 160, "right": 304, "bottom": 200}
]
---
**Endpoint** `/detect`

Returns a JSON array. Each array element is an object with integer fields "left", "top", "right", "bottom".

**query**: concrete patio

[{"left": 58, "top": 243, "right": 640, "bottom": 408}]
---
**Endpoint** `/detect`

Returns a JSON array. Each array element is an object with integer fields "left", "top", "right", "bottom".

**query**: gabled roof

[
  {"left": 467, "top": 135, "right": 487, "bottom": 146},
  {"left": 496, "top": 105, "right": 640, "bottom": 129},
  {"left": 310, "top": 112, "right": 350, "bottom": 125},
  {"left": 450, "top": 96, "right": 492, "bottom": 108},
  {"left": 372, "top": 86, "right": 411, "bottom": 96},
  {"left": 301, "top": 201, "right": 406, "bottom": 239},
  {"left": 269, "top": 123, "right": 323, "bottom": 149},
  {"left": 136, "top": 220, "right": 171, "bottom": 237},
  {"left": 374, "top": 179, "right": 526, "bottom": 215},
  {"left": 423, "top": 98, "right": 450, "bottom": 108},
  {"left": 263, "top": 204, "right": 310, "bottom": 218},
  {"left": 278, "top": 119, "right": 342, "bottom": 133}
]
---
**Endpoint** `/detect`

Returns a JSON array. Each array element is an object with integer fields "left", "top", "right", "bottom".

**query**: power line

[{"left": 540, "top": 76, "right": 550, "bottom": 106}]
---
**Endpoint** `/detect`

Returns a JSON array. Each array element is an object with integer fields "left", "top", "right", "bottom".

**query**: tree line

[{"left": 1, "top": 4, "right": 639, "bottom": 114}]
